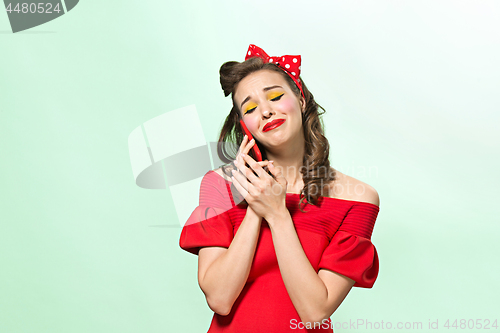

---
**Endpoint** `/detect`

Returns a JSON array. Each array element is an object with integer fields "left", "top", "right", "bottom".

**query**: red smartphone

[{"left": 239, "top": 120, "right": 262, "bottom": 162}]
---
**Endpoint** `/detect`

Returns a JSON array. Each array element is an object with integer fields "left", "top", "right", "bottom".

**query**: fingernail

[{"left": 241, "top": 153, "right": 246, "bottom": 157}]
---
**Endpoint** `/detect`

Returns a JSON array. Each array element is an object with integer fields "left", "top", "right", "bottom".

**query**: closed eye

[
  {"left": 245, "top": 106, "right": 257, "bottom": 114},
  {"left": 270, "top": 93, "right": 284, "bottom": 101}
]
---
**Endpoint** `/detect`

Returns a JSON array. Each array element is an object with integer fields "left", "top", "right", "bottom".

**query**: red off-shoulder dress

[{"left": 179, "top": 170, "right": 380, "bottom": 333}]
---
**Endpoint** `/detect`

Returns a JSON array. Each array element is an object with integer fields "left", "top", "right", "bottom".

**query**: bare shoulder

[
  {"left": 213, "top": 167, "right": 233, "bottom": 183},
  {"left": 329, "top": 168, "right": 380, "bottom": 207}
]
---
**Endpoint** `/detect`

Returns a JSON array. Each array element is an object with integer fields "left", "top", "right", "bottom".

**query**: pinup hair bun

[{"left": 219, "top": 61, "right": 240, "bottom": 97}]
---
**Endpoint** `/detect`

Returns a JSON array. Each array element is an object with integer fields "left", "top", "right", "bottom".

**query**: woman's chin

[{"left": 260, "top": 137, "right": 289, "bottom": 150}]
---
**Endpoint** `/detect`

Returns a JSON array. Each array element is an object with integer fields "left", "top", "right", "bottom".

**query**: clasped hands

[{"left": 231, "top": 135, "right": 289, "bottom": 223}]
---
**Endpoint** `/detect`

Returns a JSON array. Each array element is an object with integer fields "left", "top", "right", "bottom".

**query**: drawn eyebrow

[
  {"left": 263, "top": 85, "right": 282, "bottom": 92},
  {"left": 240, "top": 85, "right": 283, "bottom": 108},
  {"left": 240, "top": 96, "right": 251, "bottom": 109}
]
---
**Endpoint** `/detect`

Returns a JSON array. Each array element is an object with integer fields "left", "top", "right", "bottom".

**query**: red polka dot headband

[{"left": 244, "top": 44, "right": 304, "bottom": 99}]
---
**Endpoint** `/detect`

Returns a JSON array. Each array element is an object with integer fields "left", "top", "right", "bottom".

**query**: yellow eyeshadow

[
  {"left": 267, "top": 91, "right": 284, "bottom": 100},
  {"left": 245, "top": 102, "right": 257, "bottom": 114}
]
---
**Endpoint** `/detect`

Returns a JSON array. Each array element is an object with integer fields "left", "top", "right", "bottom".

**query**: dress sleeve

[
  {"left": 179, "top": 171, "right": 235, "bottom": 255},
  {"left": 318, "top": 203, "right": 380, "bottom": 288}
]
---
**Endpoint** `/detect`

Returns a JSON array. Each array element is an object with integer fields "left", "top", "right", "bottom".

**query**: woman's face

[{"left": 234, "top": 70, "right": 306, "bottom": 152}]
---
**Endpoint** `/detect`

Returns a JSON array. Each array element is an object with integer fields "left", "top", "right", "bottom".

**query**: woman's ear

[{"left": 300, "top": 96, "right": 306, "bottom": 113}]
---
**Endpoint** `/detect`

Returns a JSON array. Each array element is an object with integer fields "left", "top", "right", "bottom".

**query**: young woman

[{"left": 179, "top": 44, "right": 380, "bottom": 332}]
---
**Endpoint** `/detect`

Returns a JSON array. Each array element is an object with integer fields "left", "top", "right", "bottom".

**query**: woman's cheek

[
  {"left": 245, "top": 118, "right": 260, "bottom": 134},
  {"left": 278, "top": 98, "right": 296, "bottom": 114}
]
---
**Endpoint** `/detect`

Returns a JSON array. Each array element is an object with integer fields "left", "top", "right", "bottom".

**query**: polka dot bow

[{"left": 245, "top": 44, "right": 304, "bottom": 99}]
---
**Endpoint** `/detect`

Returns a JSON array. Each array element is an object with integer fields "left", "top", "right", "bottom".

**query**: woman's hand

[
  {"left": 233, "top": 135, "right": 271, "bottom": 217},
  {"left": 231, "top": 141, "right": 288, "bottom": 222}
]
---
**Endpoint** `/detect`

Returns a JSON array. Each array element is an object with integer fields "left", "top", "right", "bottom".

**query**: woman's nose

[{"left": 261, "top": 104, "right": 275, "bottom": 118}]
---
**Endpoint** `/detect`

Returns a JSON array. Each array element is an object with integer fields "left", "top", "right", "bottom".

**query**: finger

[
  {"left": 236, "top": 135, "right": 249, "bottom": 157},
  {"left": 242, "top": 137, "right": 256, "bottom": 156},
  {"left": 231, "top": 175, "right": 249, "bottom": 199},
  {"left": 233, "top": 135, "right": 249, "bottom": 172},
  {"left": 242, "top": 138, "right": 262, "bottom": 165},
  {"left": 258, "top": 161, "right": 273, "bottom": 177},
  {"left": 257, "top": 160, "right": 270, "bottom": 167},
  {"left": 241, "top": 153, "right": 270, "bottom": 180},
  {"left": 268, "top": 162, "right": 286, "bottom": 185},
  {"left": 263, "top": 166, "right": 274, "bottom": 178},
  {"left": 234, "top": 158, "right": 259, "bottom": 188},
  {"left": 238, "top": 153, "right": 264, "bottom": 184},
  {"left": 231, "top": 162, "right": 252, "bottom": 193},
  {"left": 231, "top": 170, "right": 249, "bottom": 198}
]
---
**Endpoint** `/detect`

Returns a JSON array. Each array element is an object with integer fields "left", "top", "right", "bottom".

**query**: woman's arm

[
  {"left": 231, "top": 154, "right": 379, "bottom": 324},
  {"left": 267, "top": 207, "right": 355, "bottom": 324},
  {"left": 198, "top": 203, "right": 262, "bottom": 316},
  {"left": 198, "top": 136, "right": 269, "bottom": 315},
  {"left": 267, "top": 184, "right": 380, "bottom": 324}
]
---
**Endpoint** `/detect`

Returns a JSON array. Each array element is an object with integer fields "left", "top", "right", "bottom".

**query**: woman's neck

[{"left": 265, "top": 141, "right": 305, "bottom": 191}]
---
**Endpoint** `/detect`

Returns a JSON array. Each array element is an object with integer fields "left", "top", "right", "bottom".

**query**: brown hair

[{"left": 217, "top": 57, "right": 336, "bottom": 211}]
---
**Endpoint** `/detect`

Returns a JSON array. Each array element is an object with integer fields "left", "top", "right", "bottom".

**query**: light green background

[{"left": 1, "top": 1, "right": 499, "bottom": 332}]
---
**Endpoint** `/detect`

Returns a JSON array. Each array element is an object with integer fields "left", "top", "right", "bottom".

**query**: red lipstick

[{"left": 263, "top": 119, "right": 285, "bottom": 132}]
